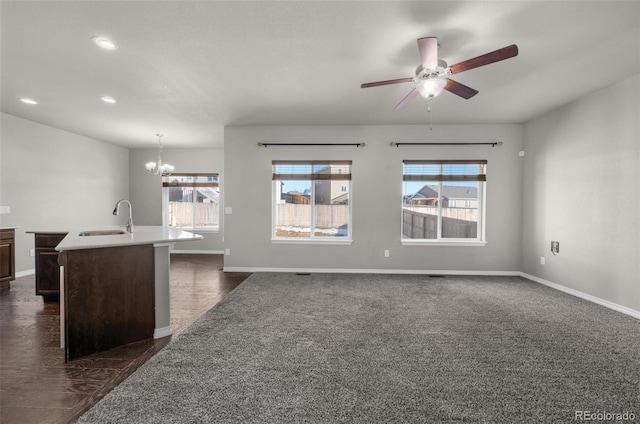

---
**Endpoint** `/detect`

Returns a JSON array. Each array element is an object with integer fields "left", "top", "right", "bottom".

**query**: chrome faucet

[{"left": 112, "top": 199, "right": 133, "bottom": 233}]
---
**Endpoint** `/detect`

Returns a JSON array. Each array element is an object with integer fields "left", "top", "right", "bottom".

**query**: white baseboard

[
  {"left": 16, "top": 269, "right": 35, "bottom": 278},
  {"left": 520, "top": 273, "right": 640, "bottom": 320},
  {"left": 171, "top": 250, "right": 224, "bottom": 255},
  {"left": 223, "top": 266, "right": 521, "bottom": 276}
]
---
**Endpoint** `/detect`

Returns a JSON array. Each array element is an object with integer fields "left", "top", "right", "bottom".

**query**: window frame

[
  {"left": 401, "top": 160, "right": 487, "bottom": 246},
  {"left": 271, "top": 160, "right": 353, "bottom": 245},
  {"left": 162, "top": 173, "right": 220, "bottom": 233}
]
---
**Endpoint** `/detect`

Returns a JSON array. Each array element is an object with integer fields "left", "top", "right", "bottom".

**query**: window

[
  {"left": 162, "top": 173, "right": 219, "bottom": 231},
  {"left": 272, "top": 160, "right": 351, "bottom": 242},
  {"left": 402, "top": 160, "right": 486, "bottom": 244}
]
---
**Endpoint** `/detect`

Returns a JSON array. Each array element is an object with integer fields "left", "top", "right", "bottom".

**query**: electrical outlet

[
  {"left": 551, "top": 241, "right": 559, "bottom": 255},
  {"left": 540, "top": 256, "right": 546, "bottom": 265},
  {"left": 29, "top": 249, "right": 35, "bottom": 257},
  {"left": 384, "top": 250, "right": 390, "bottom": 258},
  {"left": 225, "top": 248, "right": 231, "bottom": 256}
]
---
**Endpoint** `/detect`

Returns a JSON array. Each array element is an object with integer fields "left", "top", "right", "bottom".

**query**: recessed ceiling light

[
  {"left": 19, "top": 97, "right": 38, "bottom": 105},
  {"left": 100, "top": 96, "right": 116, "bottom": 104},
  {"left": 92, "top": 36, "right": 118, "bottom": 51}
]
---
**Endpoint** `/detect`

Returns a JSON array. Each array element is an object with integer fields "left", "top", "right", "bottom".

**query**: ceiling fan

[{"left": 361, "top": 37, "right": 518, "bottom": 109}]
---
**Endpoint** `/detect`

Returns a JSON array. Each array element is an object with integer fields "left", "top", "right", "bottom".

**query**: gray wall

[
  {"left": 0, "top": 113, "right": 129, "bottom": 272},
  {"left": 522, "top": 74, "right": 640, "bottom": 311},
  {"left": 129, "top": 148, "right": 225, "bottom": 252},
  {"left": 4, "top": 75, "right": 637, "bottom": 313},
  {"left": 224, "top": 124, "right": 524, "bottom": 272}
]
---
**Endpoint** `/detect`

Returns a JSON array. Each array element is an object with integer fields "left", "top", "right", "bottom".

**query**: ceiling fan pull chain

[{"left": 428, "top": 98, "right": 433, "bottom": 131}]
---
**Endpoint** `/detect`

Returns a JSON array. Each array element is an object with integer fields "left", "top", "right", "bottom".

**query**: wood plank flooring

[{"left": 0, "top": 254, "right": 251, "bottom": 424}]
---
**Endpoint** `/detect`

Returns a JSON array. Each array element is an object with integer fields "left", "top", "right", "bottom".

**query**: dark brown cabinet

[
  {"left": 61, "top": 244, "right": 155, "bottom": 361},
  {"left": 0, "top": 228, "right": 16, "bottom": 290},
  {"left": 34, "top": 233, "right": 67, "bottom": 297}
]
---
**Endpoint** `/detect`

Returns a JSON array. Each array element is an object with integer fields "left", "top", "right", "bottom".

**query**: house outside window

[
  {"left": 272, "top": 160, "right": 351, "bottom": 243},
  {"left": 402, "top": 160, "right": 486, "bottom": 245},
  {"left": 162, "top": 173, "right": 219, "bottom": 231}
]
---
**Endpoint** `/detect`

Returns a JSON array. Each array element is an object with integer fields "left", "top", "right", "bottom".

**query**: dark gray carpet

[{"left": 78, "top": 273, "right": 640, "bottom": 423}]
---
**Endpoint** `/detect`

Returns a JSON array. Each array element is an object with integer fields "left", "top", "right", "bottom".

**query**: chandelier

[{"left": 145, "top": 134, "right": 174, "bottom": 176}]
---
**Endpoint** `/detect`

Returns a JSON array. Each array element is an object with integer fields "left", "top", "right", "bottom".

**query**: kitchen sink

[{"left": 78, "top": 230, "right": 127, "bottom": 236}]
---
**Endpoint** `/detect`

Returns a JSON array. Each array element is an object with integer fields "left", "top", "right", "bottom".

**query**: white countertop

[{"left": 55, "top": 226, "right": 203, "bottom": 251}]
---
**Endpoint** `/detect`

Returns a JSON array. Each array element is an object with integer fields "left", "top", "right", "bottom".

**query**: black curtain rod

[
  {"left": 258, "top": 142, "right": 365, "bottom": 148},
  {"left": 391, "top": 141, "right": 502, "bottom": 147}
]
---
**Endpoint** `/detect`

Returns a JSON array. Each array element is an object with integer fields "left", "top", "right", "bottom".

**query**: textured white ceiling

[{"left": 1, "top": 1, "right": 639, "bottom": 148}]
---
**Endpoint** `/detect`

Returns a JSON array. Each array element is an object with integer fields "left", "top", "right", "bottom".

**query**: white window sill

[
  {"left": 401, "top": 239, "right": 487, "bottom": 247},
  {"left": 271, "top": 238, "right": 353, "bottom": 246}
]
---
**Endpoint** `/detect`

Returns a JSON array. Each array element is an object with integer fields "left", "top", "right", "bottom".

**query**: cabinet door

[
  {"left": 0, "top": 242, "right": 13, "bottom": 280},
  {"left": 36, "top": 250, "right": 61, "bottom": 295}
]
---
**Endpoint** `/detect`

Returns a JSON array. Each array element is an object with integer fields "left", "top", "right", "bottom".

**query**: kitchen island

[{"left": 56, "top": 226, "right": 203, "bottom": 361}]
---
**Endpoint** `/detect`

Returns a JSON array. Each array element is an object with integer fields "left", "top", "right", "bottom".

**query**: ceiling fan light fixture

[{"left": 417, "top": 78, "right": 446, "bottom": 98}]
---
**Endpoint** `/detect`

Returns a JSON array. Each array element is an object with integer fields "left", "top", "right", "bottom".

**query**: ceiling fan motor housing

[{"left": 414, "top": 60, "right": 449, "bottom": 82}]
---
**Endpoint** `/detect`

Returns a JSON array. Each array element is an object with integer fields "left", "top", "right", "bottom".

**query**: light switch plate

[{"left": 0, "top": 206, "right": 10, "bottom": 214}]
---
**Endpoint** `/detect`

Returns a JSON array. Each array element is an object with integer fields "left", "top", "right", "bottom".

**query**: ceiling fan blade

[
  {"left": 361, "top": 77, "right": 413, "bottom": 89},
  {"left": 444, "top": 78, "right": 479, "bottom": 99},
  {"left": 417, "top": 37, "right": 438, "bottom": 69},
  {"left": 449, "top": 44, "right": 518, "bottom": 74},
  {"left": 394, "top": 88, "right": 420, "bottom": 110}
]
